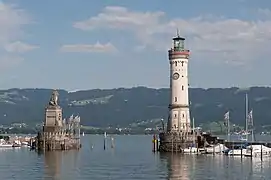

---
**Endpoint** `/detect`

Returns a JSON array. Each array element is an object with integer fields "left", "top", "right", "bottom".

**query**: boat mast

[
  {"left": 245, "top": 93, "right": 248, "bottom": 141},
  {"left": 251, "top": 110, "right": 254, "bottom": 142},
  {"left": 193, "top": 117, "right": 195, "bottom": 145},
  {"left": 227, "top": 115, "right": 230, "bottom": 142}
]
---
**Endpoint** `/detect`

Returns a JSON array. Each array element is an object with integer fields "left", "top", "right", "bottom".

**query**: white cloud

[
  {"left": 73, "top": 6, "right": 165, "bottom": 31},
  {"left": 0, "top": 2, "right": 30, "bottom": 44},
  {"left": 73, "top": 6, "right": 271, "bottom": 66},
  {"left": 0, "top": 2, "right": 35, "bottom": 68},
  {"left": 4, "top": 41, "right": 39, "bottom": 53},
  {"left": 60, "top": 42, "right": 117, "bottom": 53}
]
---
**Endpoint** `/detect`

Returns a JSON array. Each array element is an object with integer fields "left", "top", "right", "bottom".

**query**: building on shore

[{"left": 35, "top": 89, "right": 81, "bottom": 151}]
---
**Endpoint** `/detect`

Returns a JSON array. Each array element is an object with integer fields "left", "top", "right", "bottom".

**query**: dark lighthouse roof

[{"left": 173, "top": 36, "right": 185, "bottom": 41}]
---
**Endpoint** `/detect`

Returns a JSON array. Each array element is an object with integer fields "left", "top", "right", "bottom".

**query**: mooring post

[
  {"left": 175, "top": 140, "right": 177, "bottom": 153},
  {"left": 196, "top": 139, "right": 199, "bottom": 155},
  {"left": 250, "top": 145, "right": 253, "bottom": 159},
  {"left": 232, "top": 143, "right": 234, "bottom": 157},
  {"left": 104, "top": 132, "right": 107, "bottom": 150},
  {"left": 156, "top": 136, "right": 159, "bottom": 152},
  {"left": 111, "top": 136, "right": 115, "bottom": 149},
  {"left": 171, "top": 137, "right": 173, "bottom": 152},
  {"left": 261, "top": 144, "right": 263, "bottom": 161},
  {"left": 43, "top": 132, "right": 45, "bottom": 152},
  {"left": 152, "top": 134, "right": 156, "bottom": 152},
  {"left": 222, "top": 141, "right": 225, "bottom": 154}
]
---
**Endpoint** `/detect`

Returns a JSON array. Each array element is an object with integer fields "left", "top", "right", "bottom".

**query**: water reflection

[
  {"left": 44, "top": 151, "right": 63, "bottom": 179},
  {"left": 43, "top": 150, "right": 80, "bottom": 180},
  {"left": 249, "top": 157, "right": 271, "bottom": 179},
  {"left": 159, "top": 153, "right": 271, "bottom": 180},
  {"left": 160, "top": 153, "right": 195, "bottom": 180}
]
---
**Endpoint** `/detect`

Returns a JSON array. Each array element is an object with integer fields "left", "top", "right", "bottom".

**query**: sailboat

[
  {"left": 239, "top": 93, "right": 249, "bottom": 141},
  {"left": 239, "top": 93, "right": 255, "bottom": 142}
]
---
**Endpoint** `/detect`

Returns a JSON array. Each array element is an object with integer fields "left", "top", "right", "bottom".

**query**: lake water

[{"left": 0, "top": 135, "right": 271, "bottom": 179}]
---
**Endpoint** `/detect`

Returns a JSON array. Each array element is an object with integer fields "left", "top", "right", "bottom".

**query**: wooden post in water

[
  {"left": 196, "top": 138, "right": 199, "bottom": 155},
  {"left": 232, "top": 143, "right": 234, "bottom": 157},
  {"left": 152, "top": 134, "right": 156, "bottom": 152},
  {"left": 222, "top": 142, "right": 224, "bottom": 154},
  {"left": 111, "top": 136, "right": 115, "bottom": 149},
  {"left": 261, "top": 144, "right": 263, "bottom": 161},
  {"left": 156, "top": 139, "right": 158, "bottom": 152},
  {"left": 156, "top": 136, "right": 159, "bottom": 151},
  {"left": 104, "top": 132, "right": 107, "bottom": 150},
  {"left": 250, "top": 144, "right": 253, "bottom": 160},
  {"left": 175, "top": 140, "right": 177, "bottom": 153},
  {"left": 43, "top": 132, "right": 45, "bottom": 152},
  {"left": 171, "top": 137, "right": 173, "bottom": 152}
]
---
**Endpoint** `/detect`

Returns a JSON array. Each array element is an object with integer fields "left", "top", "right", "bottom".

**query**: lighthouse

[
  {"left": 158, "top": 32, "right": 195, "bottom": 152},
  {"left": 167, "top": 31, "right": 191, "bottom": 133}
]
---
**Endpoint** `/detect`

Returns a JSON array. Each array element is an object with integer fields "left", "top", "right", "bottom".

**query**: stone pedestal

[
  {"left": 159, "top": 132, "right": 196, "bottom": 152},
  {"left": 45, "top": 105, "right": 62, "bottom": 129}
]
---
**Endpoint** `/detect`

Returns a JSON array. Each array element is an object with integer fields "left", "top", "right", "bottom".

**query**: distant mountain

[{"left": 0, "top": 87, "right": 270, "bottom": 128}]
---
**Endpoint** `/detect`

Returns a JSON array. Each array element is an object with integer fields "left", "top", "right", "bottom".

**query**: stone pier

[{"left": 159, "top": 132, "right": 198, "bottom": 152}]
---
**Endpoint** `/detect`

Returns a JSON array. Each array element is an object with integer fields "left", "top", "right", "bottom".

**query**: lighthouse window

[
  {"left": 183, "top": 114, "right": 185, "bottom": 118},
  {"left": 175, "top": 61, "right": 177, "bottom": 66},
  {"left": 182, "top": 86, "right": 184, "bottom": 90},
  {"left": 175, "top": 97, "right": 177, "bottom": 102},
  {"left": 174, "top": 114, "right": 177, "bottom": 118},
  {"left": 181, "top": 61, "right": 184, "bottom": 66}
]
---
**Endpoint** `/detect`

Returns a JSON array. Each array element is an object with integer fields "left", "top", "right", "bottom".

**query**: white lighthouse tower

[{"left": 167, "top": 31, "right": 191, "bottom": 133}]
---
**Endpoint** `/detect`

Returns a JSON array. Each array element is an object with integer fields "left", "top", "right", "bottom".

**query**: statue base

[{"left": 45, "top": 105, "right": 62, "bottom": 127}]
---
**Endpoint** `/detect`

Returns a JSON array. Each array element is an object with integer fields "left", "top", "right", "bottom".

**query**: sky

[{"left": 0, "top": 0, "right": 271, "bottom": 90}]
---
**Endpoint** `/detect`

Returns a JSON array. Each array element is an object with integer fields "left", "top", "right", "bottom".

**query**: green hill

[{"left": 0, "top": 87, "right": 270, "bottom": 129}]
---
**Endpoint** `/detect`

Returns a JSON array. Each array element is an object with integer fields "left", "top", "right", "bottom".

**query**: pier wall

[
  {"left": 37, "top": 132, "right": 80, "bottom": 151},
  {"left": 159, "top": 132, "right": 201, "bottom": 152}
]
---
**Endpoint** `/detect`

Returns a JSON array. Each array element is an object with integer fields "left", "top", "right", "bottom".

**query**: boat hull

[
  {"left": 245, "top": 145, "right": 271, "bottom": 157},
  {"left": 0, "top": 144, "right": 13, "bottom": 148},
  {"left": 227, "top": 149, "right": 247, "bottom": 156}
]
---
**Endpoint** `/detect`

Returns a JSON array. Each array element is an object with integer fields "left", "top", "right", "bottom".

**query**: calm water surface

[{"left": 0, "top": 135, "right": 271, "bottom": 179}]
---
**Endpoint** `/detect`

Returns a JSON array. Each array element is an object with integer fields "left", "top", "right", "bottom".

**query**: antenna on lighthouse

[{"left": 176, "top": 28, "right": 180, "bottom": 37}]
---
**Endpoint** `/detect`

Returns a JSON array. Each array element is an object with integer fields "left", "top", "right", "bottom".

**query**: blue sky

[{"left": 0, "top": 0, "right": 271, "bottom": 90}]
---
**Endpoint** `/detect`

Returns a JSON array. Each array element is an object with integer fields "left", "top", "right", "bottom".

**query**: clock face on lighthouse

[{"left": 172, "top": 73, "right": 180, "bottom": 80}]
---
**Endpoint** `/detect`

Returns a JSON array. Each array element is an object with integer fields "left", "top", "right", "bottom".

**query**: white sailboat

[
  {"left": 228, "top": 148, "right": 247, "bottom": 156},
  {"left": 0, "top": 139, "right": 13, "bottom": 148},
  {"left": 248, "top": 109, "right": 254, "bottom": 142},
  {"left": 243, "top": 93, "right": 249, "bottom": 141},
  {"left": 238, "top": 93, "right": 251, "bottom": 141},
  {"left": 206, "top": 143, "right": 228, "bottom": 154},
  {"left": 244, "top": 145, "right": 271, "bottom": 157},
  {"left": 241, "top": 93, "right": 254, "bottom": 142}
]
